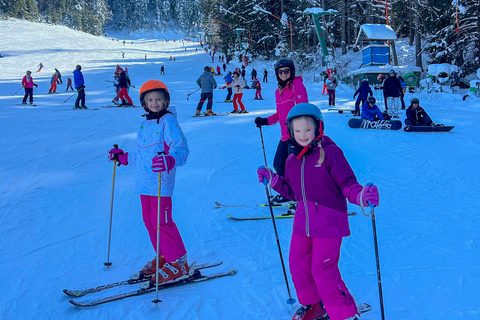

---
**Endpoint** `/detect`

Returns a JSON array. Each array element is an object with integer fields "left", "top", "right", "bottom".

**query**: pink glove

[
  {"left": 257, "top": 166, "right": 279, "bottom": 187},
  {"left": 108, "top": 147, "right": 128, "bottom": 166},
  {"left": 152, "top": 154, "right": 175, "bottom": 173},
  {"left": 357, "top": 185, "right": 379, "bottom": 207}
]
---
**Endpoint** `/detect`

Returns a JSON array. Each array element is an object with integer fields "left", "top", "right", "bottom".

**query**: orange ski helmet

[{"left": 139, "top": 80, "right": 170, "bottom": 111}]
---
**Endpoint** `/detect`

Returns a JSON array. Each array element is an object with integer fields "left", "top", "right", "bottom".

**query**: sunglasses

[{"left": 277, "top": 69, "right": 290, "bottom": 75}]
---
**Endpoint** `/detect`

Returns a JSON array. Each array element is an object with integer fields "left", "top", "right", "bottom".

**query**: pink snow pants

[
  {"left": 140, "top": 195, "right": 186, "bottom": 262},
  {"left": 289, "top": 233, "right": 358, "bottom": 320}
]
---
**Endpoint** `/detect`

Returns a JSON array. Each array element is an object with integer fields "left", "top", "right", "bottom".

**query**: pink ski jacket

[
  {"left": 22, "top": 75, "right": 36, "bottom": 88},
  {"left": 267, "top": 76, "right": 308, "bottom": 141}
]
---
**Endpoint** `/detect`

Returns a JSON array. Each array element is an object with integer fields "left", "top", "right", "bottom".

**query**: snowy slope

[{"left": 1, "top": 18, "right": 480, "bottom": 320}]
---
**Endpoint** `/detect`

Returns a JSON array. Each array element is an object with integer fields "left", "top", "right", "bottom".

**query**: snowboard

[
  {"left": 348, "top": 118, "right": 402, "bottom": 130},
  {"left": 328, "top": 108, "right": 355, "bottom": 114},
  {"left": 404, "top": 125, "right": 454, "bottom": 132}
]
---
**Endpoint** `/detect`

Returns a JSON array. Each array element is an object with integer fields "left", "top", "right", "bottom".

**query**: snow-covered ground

[{"left": 1, "top": 18, "right": 480, "bottom": 319}]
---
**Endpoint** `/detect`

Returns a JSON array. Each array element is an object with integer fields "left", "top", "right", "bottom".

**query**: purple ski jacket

[{"left": 271, "top": 136, "right": 363, "bottom": 238}]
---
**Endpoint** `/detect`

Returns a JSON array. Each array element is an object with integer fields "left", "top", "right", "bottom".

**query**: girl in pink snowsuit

[{"left": 258, "top": 103, "right": 380, "bottom": 320}]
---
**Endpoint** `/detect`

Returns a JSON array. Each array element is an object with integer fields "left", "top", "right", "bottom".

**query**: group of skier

[{"left": 103, "top": 50, "right": 382, "bottom": 320}]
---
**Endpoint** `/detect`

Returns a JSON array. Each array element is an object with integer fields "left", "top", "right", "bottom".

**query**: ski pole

[
  {"left": 12, "top": 87, "right": 23, "bottom": 96},
  {"left": 104, "top": 144, "right": 119, "bottom": 267},
  {"left": 61, "top": 91, "right": 78, "bottom": 104},
  {"left": 186, "top": 88, "right": 201, "bottom": 100},
  {"left": 362, "top": 182, "right": 385, "bottom": 320},
  {"left": 152, "top": 151, "right": 165, "bottom": 306},
  {"left": 258, "top": 127, "right": 296, "bottom": 306}
]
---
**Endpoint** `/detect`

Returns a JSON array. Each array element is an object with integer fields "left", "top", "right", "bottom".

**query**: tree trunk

[
  {"left": 340, "top": 0, "right": 346, "bottom": 54},
  {"left": 415, "top": 0, "right": 422, "bottom": 69}
]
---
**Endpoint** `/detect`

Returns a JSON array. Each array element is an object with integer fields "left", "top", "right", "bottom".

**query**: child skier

[
  {"left": 257, "top": 103, "right": 379, "bottom": 320},
  {"left": 48, "top": 73, "right": 58, "bottom": 93},
  {"left": 326, "top": 74, "right": 337, "bottom": 106},
  {"left": 252, "top": 78, "right": 263, "bottom": 100},
  {"left": 361, "top": 96, "right": 384, "bottom": 121},
  {"left": 254, "top": 58, "right": 308, "bottom": 203},
  {"left": 405, "top": 97, "right": 433, "bottom": 126},
  {"left": 118, "top": 70, "right": 133, "bottom": 106},
  {"left": 65, "top": 78, "right": 73, "bottom": 92},
  {"left": 227, "top": 71, "right": 247, "bottom": 113},
  {"left": 21, "top": 70, "right": 38, "bottom": 104},
  {"left": 108, "top": 80, "right": 190, "bottom": 285},
  {"left": 223, "top": 71, "right": 233, "bottom": 102},
  {"left": 353, "top": 79, "right": 373, "bottom": 116}
]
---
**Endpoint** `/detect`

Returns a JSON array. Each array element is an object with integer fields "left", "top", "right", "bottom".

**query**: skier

[
  {"left": 21, "top": 70, "right": 38, "bottom": 105},
  {"left": 108, "top": 80, "right": 190, "bottom": 285},
  {"left": 326, "top": 73, "right": 337, "bottom": 106},
  {"left": 223, "top": 63, "right": 227, "bottom": 72},
  {"left": 263, "top": 69, "right": 268, "bottom": 83},
  {"left": 322, "top": 73, "right": 328, "bottom": 95},
  {"left": 160, "top": 65, "right": 165, "bottom": 75},
  {"left": 223, "top": 71, "right": 233, "bottom": 102},
  {"left": 405, "top": 97, "right": 433, "bottom": 126},
  {"left": 216, "top": 65, "right": 221, "bottom": 75},
  {"left": 37, "top": 63, "right": 44, "bottom": 72},
  {"left": 227, "top": 71, "right": 247, "bottom": 113},
  {"left": 252, "top": 78, "right": 263, "bottom": 100},
  {"left": 73, "top": 65, "right": 87, "bottom": 109},
  {"left": 353, "top": 79, "right": 373, "bottom": 116},
  {"left": 118, "top": 69, "right": 133, "bottom": 106},
  {"left": 55, "top": 68, "right": 62, "bottom": 84},
  {"left": 398, "top": 76, "right": 406, "bottom": 110},
  {"left": 65, "top": 77, "right": 74, "bottom": 91},
  {"left": 195, "top": 66, "right": 217, "bottom": 116},
  {"left": 257, "top": 103, "right": 379, "bottom": 320},
  {"left": 361, "top": 96, "right": 384, "bottom": 121},
  {"left": 382, "top": 69, "right": 403, "bottom": 118},
  {"left": 251, "top": 68, "right": 257, "bottom": 80},
  {"left": 48, "top": 73, "right": 58, "bottom": 93},
  {"left": 254, "top": 59, "right": 309, "bottom": 204},
  {"left": 112, "top": 72, "right": 121, "bottom": 105}
]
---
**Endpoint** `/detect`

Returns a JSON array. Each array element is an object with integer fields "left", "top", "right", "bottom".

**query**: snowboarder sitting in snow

[
  {"left": 405, "top": 98, "right": 433, "bottom": 126},
  {"left": 361, "top": 96, "right": 384, "bottom": 121},
  {"left": 257, "top": 103, "right": 379, "bottom": 320},
  {"left": 353, "top": 79, "right": 373, "bottom": 116},
  {"left": 108, "top": 80, "right": 190, "bottom": 286}
]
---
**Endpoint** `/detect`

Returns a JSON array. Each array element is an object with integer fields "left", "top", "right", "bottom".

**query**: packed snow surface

[{"left": 1, "top": 18, "right": 480, "bottom": 320}]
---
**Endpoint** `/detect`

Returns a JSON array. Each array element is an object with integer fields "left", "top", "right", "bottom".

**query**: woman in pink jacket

[
  {"left": 254, "top": 59, "right": 308, "bottom": 203},
  {"left": 21, "top": 71, "right": 38, "bottom": 104},
  {"left": 258, "top": 103, "right": 380, "bottom": 320}
]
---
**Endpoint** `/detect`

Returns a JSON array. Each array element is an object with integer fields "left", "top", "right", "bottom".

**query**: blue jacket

[
  {"left": 224, "top": 74, "right": 232, "bottom": 84},
  {"left": 353, "top": 80, "right": 373, "bottom": 100},
  {"left": 383, "top": 75, "right": 403, "bottom": 97},
  {"left": 406, "top": 105, "right": 432, "bottom": 125},
  {"left": 73, "top": 69, "right": 84, "bottom": 88},
  {"left": 361, "top": 102, "right": 384, "bottom": 120}
]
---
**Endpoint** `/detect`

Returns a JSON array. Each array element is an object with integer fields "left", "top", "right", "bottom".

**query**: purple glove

[
  {"left": 108, "top": 148, "right": 128, "bottom": 166},
  {"left": 357, "top": 185, "right": 379, "bottom": 207},
  {"left": 152, "top": 154, "right": 175, "bottom": 173},
  {"left": 257, "top": 166, "right": 279, "bottom": 187}
]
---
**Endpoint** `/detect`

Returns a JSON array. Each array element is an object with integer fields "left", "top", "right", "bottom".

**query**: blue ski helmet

[
  {"left": 286, "top": 103, "right": 324, "bottom": 139},
  {"left": 367, "top": 96, "right": 376, "bottom": 104},
  {"left": 274, "top": 58, "right": 295, "bottom": 81},
  {"left": 411, "top": 97, "right": 419, "bottom": 104}
]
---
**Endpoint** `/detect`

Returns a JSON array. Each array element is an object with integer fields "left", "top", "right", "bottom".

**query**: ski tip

[
  {"left": 214, "top": 201, "right": 221, "bottom": 207},
  {"left": 69, "top": 299, "right": 87, "bottom": 307},
  {"left": 63, "top": 289, "right": 83, "bottom": 298}
]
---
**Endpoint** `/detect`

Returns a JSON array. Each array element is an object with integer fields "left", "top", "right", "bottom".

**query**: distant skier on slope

[
  {"left": 21, "top": 70, "right": 38, "bottom": 105},
  {"left": 108, "top": 80, "right": 191, "bottom": 286},
  {"left": 257, "top": 103, "right": 379, "bottom": 320},
  {"left": 195, "top": 66, "right": 217, "bottom": 116},
  {"left": 353, "top": 79, "right": 373, "bottom": 116},
  {"left": 254, "top": 58, "right": 309, "bottom": 204}
]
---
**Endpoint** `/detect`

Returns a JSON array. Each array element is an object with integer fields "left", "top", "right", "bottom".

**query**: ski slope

[{"left": 0, "top": 18, "right": 479, "bottom": 320}]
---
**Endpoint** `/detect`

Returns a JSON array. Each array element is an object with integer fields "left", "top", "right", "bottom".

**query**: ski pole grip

[{"left": 366, "top": 182, "right": 375, "bottom": 208}]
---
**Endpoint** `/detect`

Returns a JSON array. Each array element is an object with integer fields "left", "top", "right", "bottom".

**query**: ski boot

[
  {"left": 292, "top": 302, "right": 328, "bottom": 320},
  {"left": 140, "top": 255, "right": 192, "bottom": 289},
  {"left": 130, "top": 256, "right": 166, "bottom": 280},
  {"left": 195, "top": 110, "right": 202, "bottom": 116},
  {"left": 206, "top": 109, "right": 216, "bottom": 116}
]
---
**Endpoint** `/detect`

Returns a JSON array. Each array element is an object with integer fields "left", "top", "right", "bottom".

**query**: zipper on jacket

[{"left": 301, "top": 158, "right": 309, "bottom": 236}]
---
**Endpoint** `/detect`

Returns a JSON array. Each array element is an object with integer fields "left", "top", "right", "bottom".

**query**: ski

[
  {"left": 227, "top": 211, "right": 357, "bottom": 221},
  {"left": 15, "top": 104, "right": 37, "bottom": 106},
  {"left": 68, "top": 269, "right": 237, "bottom": 307},
  {"left": 101, "top": 105, "right": 140, "bottom": 108},
  {"left": 63, "top": 260, "right": 222, "bottom": 298},
  {"left": 65, "top": 108, "right": 100, "bottom": 111},
  {"left": 192, "top": 112, "right": 230, "bottom": 117},
  {"left": 215, "top": 201, "right": 293, "bottom": 208},
  {"left": 358, "top": 303, "right": 371, "bottom": 314}
]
